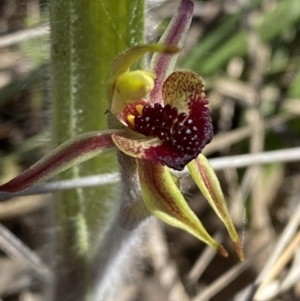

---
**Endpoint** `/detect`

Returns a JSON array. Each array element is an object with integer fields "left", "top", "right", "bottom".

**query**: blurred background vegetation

[{"left": 0, "top": 0, "right": 299, "bottom": 300}]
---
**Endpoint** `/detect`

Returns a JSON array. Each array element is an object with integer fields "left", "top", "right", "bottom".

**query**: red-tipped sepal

[
  {"left": 138, "top": 159, "right": 228, "bottom": 257},
  {"left": 188, "top": 154, "right": 245, "bottom": 261},
  {"left": 0, "top": 130, "right": 119, "bottom": 193}
]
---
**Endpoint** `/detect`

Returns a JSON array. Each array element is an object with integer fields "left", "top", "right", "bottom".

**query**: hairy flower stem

[{"left": 49, "top": 1, "right": 144, "bottom": 300}]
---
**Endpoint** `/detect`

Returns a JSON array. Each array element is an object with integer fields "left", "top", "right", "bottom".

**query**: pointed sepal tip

[
  {"left": 234, "top": 239, "right": 245, "bottom": 261},
  {"left": 217, "top": 245, "right": 229, "bottom": 258}
]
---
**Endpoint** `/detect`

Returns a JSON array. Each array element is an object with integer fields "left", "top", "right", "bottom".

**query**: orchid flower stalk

[{"left": 0, "top": 0, "right": 244, "bottom": 261}]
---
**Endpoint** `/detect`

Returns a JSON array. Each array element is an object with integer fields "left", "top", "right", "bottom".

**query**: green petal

[
  {"left": 188, "top": 154, "right": 245, "bottom": 261},
  {"left": 138, "top": 159, "right": 228, "bottom": 257}
]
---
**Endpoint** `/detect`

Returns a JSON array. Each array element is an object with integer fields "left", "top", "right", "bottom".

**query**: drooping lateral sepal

[
  {"left": 0, "top": 130, "right": 120, "bottom": 193},
  {"left": 188, "top": 154, "right": 245, "bottom": 261},
  {"left": 137, "top": 159, "right": 228, "bottom": 257}
]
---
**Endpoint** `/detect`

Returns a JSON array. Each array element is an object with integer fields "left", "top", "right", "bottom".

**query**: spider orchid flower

[{"left": 0, "top": 0, "right": 244, "bottom": 260}]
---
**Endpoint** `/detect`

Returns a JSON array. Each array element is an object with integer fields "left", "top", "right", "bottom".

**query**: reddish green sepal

[
  {"left": 188, "top": 154, "right": 245, "bottom": 261},
  {"left": 0, "top": 130, "right": 120, "bottom": 193},
  {"left": 137, "top": 159, "right": 228, "bottom": 257},
  {"left": 149, "top": 0, "right": 194, "bottom": 104}
]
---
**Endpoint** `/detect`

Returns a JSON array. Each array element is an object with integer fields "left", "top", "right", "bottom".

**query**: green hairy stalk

[{"left": 49, "top": 1, "right": 144, "bottom": 300}]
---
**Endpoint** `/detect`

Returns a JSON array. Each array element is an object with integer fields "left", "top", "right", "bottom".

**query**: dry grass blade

[
  {"left": 256, "top": 202, "right": 300, "bottom": 284},
  {"left": 279, "top": 248, "right": 300, "bottom": 293},
  {"left": 204, "top": 112, "right": 297, "bottom": 156},
  {"left": 0, "top": 223, "right": 51, "bottom": 281},
  {"left": 187, "top": 230, "right": 224, "bottom": 285},
  {"left": 210, "top": 147, "right": 300, "bottom": 171},
  {"left": 0, "top": 25, "right": 49, "bottom": 48},
  {"left": 238, "top": 202, "right": 300, "bottom": 301},
  {"left": 0, "top": 195, "right": 47, "bottom": 220},
  {"left": 148, "top": 222, "right": 190, "bottom": 301},
  {"left": 0, "top": 259, "right": 31, "bottom": 296},
  {"left": 192, "top": 246, "right": 267, "bottom": 301},
  {"left": 254, "top": 231, "right": 300, "bottom": 300},
  {"left": 1, "top": 147, "right": 300, "bottom": 200},
  {"left": 0, "top": 173, "right": 120, "bottom": 201}
]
